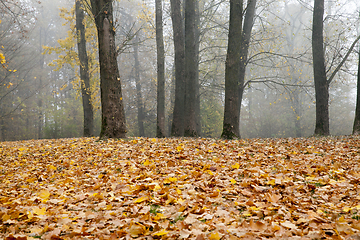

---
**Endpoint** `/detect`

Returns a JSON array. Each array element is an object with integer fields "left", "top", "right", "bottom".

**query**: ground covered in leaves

[{"left": 1, "top": 136, "right": 360, "bottom": 240}]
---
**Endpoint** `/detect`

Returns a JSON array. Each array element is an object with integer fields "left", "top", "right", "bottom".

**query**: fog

[{"left": 0, "top": 0, "right": 359, "bottom": 141}]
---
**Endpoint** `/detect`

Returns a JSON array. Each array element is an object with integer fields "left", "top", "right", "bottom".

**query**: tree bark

[
  {"left": 90, "top": 0, "right": 126, "bottom": 139},
  {"left": 221, "top": 0, "right": 243, "bottom": 139},
  {"left": 75, "top": 0, "right": 94, "bottom": 137},
  {"left": 353, "top": 37, "right": 360, "bottom": 135},
  {"left": 156, "top": 0, "right": 166, "bottom": 138},
  {"left": 184, "top": 0, "right": 198, "bottom": 137},
  {"left": 312, "top": 0, "right": 329, "bottom": 136},
  {"left": 238, "top": 0, "right": 256, "bottom": 136},
  {"left": 194, "top": 0, "right": 201, "bottom": 136},
  {"left": 133, "top": 38, "right": 145, "bottom": 137},
  {"left": 170, "top": 0, "right": 185, "bottom": 136}
]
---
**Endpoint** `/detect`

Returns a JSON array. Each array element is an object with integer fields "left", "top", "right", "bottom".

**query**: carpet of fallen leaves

[{"left": 1, "top": 136, "right": 360, "bottom": 240}]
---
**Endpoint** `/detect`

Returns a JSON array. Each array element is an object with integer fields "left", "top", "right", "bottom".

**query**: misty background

[{"left": 0, "top": 0, "right": 359, "bottom": 141}]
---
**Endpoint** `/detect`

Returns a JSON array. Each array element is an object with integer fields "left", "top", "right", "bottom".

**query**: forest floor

[{"left": 1, "top": 136, "right": 360, "bottom": 240}]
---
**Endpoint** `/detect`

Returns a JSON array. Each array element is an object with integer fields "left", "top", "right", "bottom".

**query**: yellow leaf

[
  {"left": 231, "top": 163, "right": 240, "bottom": 169},
  {"left": 206, "top": 170, "right": 214, "bottom": 175},
  {"left": 38, "top": 190, "right": 50, "bottom": 200},
  {"left": 105, "top": 204, "right": 113, "bottom": 210},
  {"left": 143, "top": 159, "right": 151, "bottom": 166},
  {"left": 164, "top": 177, "right": 177, "bottom": 184},
  {"left": 267, "top": 179, "right": 275, "bottom": 185},
  {"left": 134, "top": 196, "right": 148, "bottom": 203},
  {"left": 27, "top": 211, "right": 34, "bottom": 219},
  {"left": 2, "top": 213, "right": 10, "bottom": 221},
  {"left": 343, "top": 207, "right": 352, "bottom": 213},
  {"left": 209, "top": 232, "right": 221, "bottom": 240},
  {"left": 249, "top": 206, "right": 261, "bottom": 211},
  {"left": 153, "top": 213, "right": 165, "bottom": 220},
  {"left": 49, "top": 165, "right": 57, "bottom": 171},
  {"left": 153, "top": 229, "right": 169, "bottom": 236},
  {"left": 33, "top": 207, "right": 46, "bottom": 215},
  {"left": 154, "top": 184, "right": 161, "bottom": 191},
  {"left": 129, "top": 222, "right": 146, "bottom": 237},
  {"left": 230, "top": 178, "right": 236, "bottom": 184}
]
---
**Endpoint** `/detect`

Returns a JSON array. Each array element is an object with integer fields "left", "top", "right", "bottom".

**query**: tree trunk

[
  {"left": 312, "top": 0, "right": 329, "bottom": 136},
  {"left": 353, "top": 39, "right": 360, "bottom": 134},
  {"left": 75, "top": 0, "right": 94, "bottom": 137},
  {"left": 90, "top": 0, "right": 126, "bottom": 139},
  {"left": 221, "top": 0, "right": 243, "bottom": 139},
  {"left": 156, "top": 0, "right": 166, "bottom": 138},
  {"left": 133, "top": 38, "right": 145, "bottom": 137},
  {"left": 194, "top": 0, "right": 201, "bottom": 136},
  {"left": 184, "top": 0, "right": 198, "bottom": 137},
  {"left": 238, "top": 0, "right": 256, "bottom": 136},
  {"left": 170, "top": 0, "right": 185, "bottom": 136}
]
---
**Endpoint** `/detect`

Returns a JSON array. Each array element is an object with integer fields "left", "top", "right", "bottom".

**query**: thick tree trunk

[
  {"left": 312, "top": 0, "right": 329, "bottom": 136},
  {"left": 238, "top": 0, "right": 256, "bottom": 135},
  {"left": 156, "top": 0, "right": 166, "bottom": 138},
  {"left": 75, "top": 0, "right": 94, "bottom": 137},
  {"left": 353, "top": 43, "right": 360, "bottom": 135},
  {"left": 90, "top": 0, "right": 126, "bottom": 139},
  {"left": 133, "top": 39, "right": 145, "bottom": 137},
  {"left": 221, "top": 0, "right": 243, "bottom": 139},
  {"left": 184, "top": 0, "right": 198, "bottom": 137},
  {"left": 170, "top": 0, "right": 185, "bottom": 136}
]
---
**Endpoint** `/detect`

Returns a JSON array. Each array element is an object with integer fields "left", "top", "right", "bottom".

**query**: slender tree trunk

[
  {"left": 38, "top": 27, "right": 45, "bottom": 139},
  {"left": 75, "top": 0, "right": 94, "bottom": 137},
  {"left": 238, "top": 0, "right": 256, "bottom": 136},
  {"left": 170, "top": 0, "right": 185, "bottom": 136},
  {"left": 353, "top": 38, "right": 360, "bottom": 134},
  {"left": 90, "top": 0, "right": 126, "bottom": 139},
  {"left": 133, "top": 38, "right": 145, "bottom": 137},
  {"left": 221, "top": 0, "right": 243, "bottom": 139},
  {"left": 156, "top": 0, "right": 166, "bottom": 138},
  {"left": 194, "top": 0, "right": 201, "bottom": 136},
  {"left": 312, "top": 0, "right": 329, "bottom": 136},
  {"left": 184, "top": 0, "right": 198, "bottom": 137}
]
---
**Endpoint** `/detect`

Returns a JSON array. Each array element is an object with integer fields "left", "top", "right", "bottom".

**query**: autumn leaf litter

[{"left": 1, "top": 136, "right": 360, "bottom": 239}]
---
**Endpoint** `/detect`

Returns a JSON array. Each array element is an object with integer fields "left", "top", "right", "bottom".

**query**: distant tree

[
  {"left": 184, "top": 0, "right": 198, "bottom": 137},
  {"left": 75, "top": 0, "right": 94, "bottom": 137},
  {"left": 353, "top": 33, "right": 360, "bottom": 135},
  {"left": 90, "top": 0, "right": 126, "bottom": 139},
  {"left": 221, "top": 0, "right": 243, "bottom": 139},
  {"left": 155, "top": 0, "right": 165, "bottom": 138},
  {"left": 133, "top": 35, "right": 145, "bottom": 137},
  {"left": 170, "top": 0, "right": 185, "bottom": 137}
]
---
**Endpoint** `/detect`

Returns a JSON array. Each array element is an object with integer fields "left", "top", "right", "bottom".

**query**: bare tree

[
  {"left": 221, "top": 0, "right": 243, "bottom": 139},
  {"left": 133, "top": 35, "right": 145, "bottom": 137},
  {"left": 353, "top": 10, "right": 360, "bottom": 135},
  {"left": 156, "top": 0, "right": 165, "bottom": 138}
]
